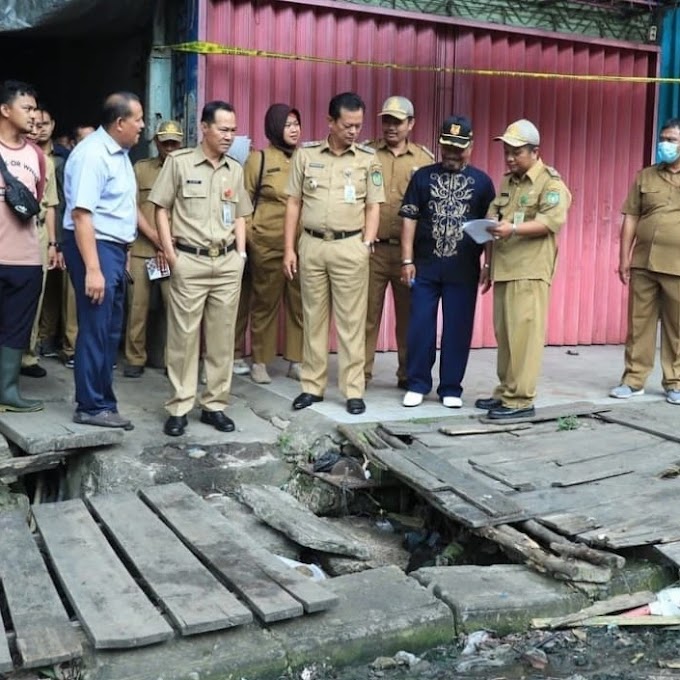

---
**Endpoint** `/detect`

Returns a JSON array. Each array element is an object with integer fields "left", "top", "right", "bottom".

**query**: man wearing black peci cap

[{"left": 399, "top": 115, "right": 495, "bottom": 409}]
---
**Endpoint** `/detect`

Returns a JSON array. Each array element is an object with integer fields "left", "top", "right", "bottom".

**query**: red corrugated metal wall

[{"left": 204, "top": 0, "right": 658, "bottom": 347}]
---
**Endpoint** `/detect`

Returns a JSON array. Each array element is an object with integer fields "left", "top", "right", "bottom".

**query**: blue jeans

[
  {"left": 406, "top": 275, "right": 478, "bottom": 398},
  {"left": 63, "top": 234, "right": 127, "bottom": 415}
]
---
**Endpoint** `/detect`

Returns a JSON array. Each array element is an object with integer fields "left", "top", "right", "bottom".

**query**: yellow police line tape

[{"left": 166, "top": 41, "right": 678, "bottom": 84}]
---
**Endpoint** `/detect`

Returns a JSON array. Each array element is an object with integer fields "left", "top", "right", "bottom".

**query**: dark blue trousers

[
  {"left": 0, "top": 264, "right": 42, "bottom": 348},
  {"left": 63, "top": 234, "right": 126, "bottom": 415},
  {"left": 406, "top": 274, "right": 478, "bottom": 398}
]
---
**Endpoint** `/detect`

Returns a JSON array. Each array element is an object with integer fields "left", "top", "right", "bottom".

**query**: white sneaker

[
  {"left": 609, "top": 384, "right": 644, "bottom": 399},
  {"left": 250, "top": 363, "right": 272, "bottom": 384},
  {"left": 666, "top": 389, "right": 680, "bottom": 405},
  {"left": 403, "top": 391, "right": 424, "bottom": 407},
  {"left": 233, "top": 359, "right": 250, "bottom": 375},
  {"left": 287, "top": 361, "right": 302, "bottom": 381},
  {"left": 442, "top": 396, "right": 463, "bottom": 408}
]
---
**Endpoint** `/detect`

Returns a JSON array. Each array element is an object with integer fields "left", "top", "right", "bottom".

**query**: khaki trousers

[
  {"left": 38, "top": 268, "right": 62, "bottom": 344},
  {"left": 621, "top": 268, "right": 680, "bottom": 390},
  {"left": 365, "top": 242, "right": 410, "bottom": 382},
  {"left": 233, "top": 261, "right": 251, "bottom": 360},
  {"left": 298, "top": 232, "right": 369, "bottom": 399},
  {"left": 61, "top": 276, "right": 78, "bottom": 358},
  {"left": 124, "top": 255, "right": 169, "bottom": 367},
  {"left": 22, "top": 224, "right": 49, "bottom": 367},
  {"left": 250, "top": 238, "right": 303, "bottom": 364},
  {"left": 165, "top": 250, "right": 244, "bottom": 416},
  {"left": 493, "top": 279, "right": 550, "bottom": 408}
]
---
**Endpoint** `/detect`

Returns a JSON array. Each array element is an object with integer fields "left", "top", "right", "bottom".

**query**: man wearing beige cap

[
  {"left": 123, "top": 119, "right": 183, "bottom": 378},
  {"left": 366, "top": 96, "right": 433, "bottom": 390},
  {"left": 477, "top": 119, "right": 571, "bottom": 419}
]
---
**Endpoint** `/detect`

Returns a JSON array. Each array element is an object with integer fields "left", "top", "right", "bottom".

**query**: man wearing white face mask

[{"left": 610, "top": 118, "right": 680, "bottom": 405}]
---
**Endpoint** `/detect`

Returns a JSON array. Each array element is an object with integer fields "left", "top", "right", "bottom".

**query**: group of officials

[{"left": 1, "top": 77, "right": 677, "bottom": 435}]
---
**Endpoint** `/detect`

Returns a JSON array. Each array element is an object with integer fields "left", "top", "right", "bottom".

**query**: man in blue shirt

[
  {"left": 62, "top": 92, "right": 144, "bottom": 429},
  {"left": 399, "top": 115, "right": 495, "bottom": 408}
]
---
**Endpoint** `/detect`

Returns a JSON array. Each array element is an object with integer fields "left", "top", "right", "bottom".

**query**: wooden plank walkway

[
  {"left": 0, "top": 510, "right": 81, "bottom": 668},
  {"left": 142, "top": 483, "right": 338, "bottom": 620},
  {"left": 88, "top": 492, "right": 253, "bottom": 635},
  {"left": 0, "top": 401, "right": 123, "bottom": 454},
  {"left": 340, "top": 402, "right": 680, "bottom": 563},
  {"left": 33, "top": 499, "right": 174, "bottom": 649}
]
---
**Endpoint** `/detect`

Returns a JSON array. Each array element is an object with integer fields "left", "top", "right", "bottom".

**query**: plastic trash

[
  {"left": 650, "top": 587, "right": 680, "bottom": 616},
  {"left": 274, "top": 555, "right": 327, "bottom": 581},
  {"left": 375, "top": 517, "right": 394, "bottom": 532},
  {"left": 394, "top": 650, "right": 419, "bottom": 667},
  {"left": 462, "top": 630, "right": 492, "bottom": 656}
]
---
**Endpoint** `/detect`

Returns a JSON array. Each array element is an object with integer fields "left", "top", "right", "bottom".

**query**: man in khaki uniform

[
  {"left": 477, "top": 119, "right": 571, "bottom": 419},
  {"left": 20, "top": 132, "right": 59, "bottom": 378},
  {"left": 609, "top": 118, "right": 680, "bottom": 405},
  {"left": 123, "top": 120, "right": 183, "bottom": 378},
  {"left": 366, "top": 96, "right": 433, "bottom": 389},
  {"left": 150, "top": 100, "right": 252, "bottom": 437},
  {"left": 283, "top": 92, "right": 384, "bottom": 415}
]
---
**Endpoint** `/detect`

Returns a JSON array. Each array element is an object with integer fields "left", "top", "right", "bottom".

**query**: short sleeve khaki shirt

[
  {"left": 244, "top": 145, "right": 292, "bottom": 244},
  {"left": 368, "top": 140, "right": 434, "bottom": 241},
  {"left": 132, "top": 156, "right": 162, "bottom": 257},
  {"left": 622, "top": 164, "right": 680, "bottom": 275},
  {"left": 488, "top": 159, "right": 571, "bottom": 284},
  {"left": 149, "top": 146, "right": 253, "bottom": 248},
  {"left": 39, "top": 156, "right": 59, "bottom": 224},
  {"left": 286, "top": 139, "right": 385, "bottom": 232}
]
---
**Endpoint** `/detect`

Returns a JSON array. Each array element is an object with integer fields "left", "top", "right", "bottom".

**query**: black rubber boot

[{"left": 0, "top": 346, "right": 43, "bottom": 412}]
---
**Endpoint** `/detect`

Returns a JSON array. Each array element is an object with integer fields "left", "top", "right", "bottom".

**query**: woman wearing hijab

[{"left": 243, "top": 104, "right": 304, "bottom": 384}]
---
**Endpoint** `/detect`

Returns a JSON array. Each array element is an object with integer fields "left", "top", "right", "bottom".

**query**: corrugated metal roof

[{"left": 205, "top": 0, "right": 658, "bottom": 348}]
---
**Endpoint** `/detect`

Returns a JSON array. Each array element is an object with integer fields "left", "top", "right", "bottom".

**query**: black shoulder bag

[
  {"left": 251, "top": 150, "right": 266, "bottom": 213},
  {"left": 0, "top": 153, "right": 40, "bottom": 222}
]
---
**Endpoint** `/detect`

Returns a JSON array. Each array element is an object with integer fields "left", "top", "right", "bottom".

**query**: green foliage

[{"left": 557, "top": 415, "right": 580, "bottom": 431}]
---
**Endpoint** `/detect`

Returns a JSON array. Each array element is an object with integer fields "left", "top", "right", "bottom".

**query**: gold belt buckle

[
  {"left": 208, "top": 246, "right": 220, "bottom": 258},
  {"left": 322, "top": 230, "right": 334, "bottom": 242}
]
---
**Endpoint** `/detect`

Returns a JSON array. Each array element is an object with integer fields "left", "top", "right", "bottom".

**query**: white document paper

[{"left": 462, "top": 218, "right": 497, "bottom": 244}]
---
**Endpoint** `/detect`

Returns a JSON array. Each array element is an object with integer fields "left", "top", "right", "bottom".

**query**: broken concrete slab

[
  {"left": 412, "top": 564, "right": 589, "bottom": 635},
  {"left": 204, "top": 493, "right": 300, "bottom": 559},
  {"left": 0, "top": 401, "right": 123, "bottom": 454},
  {"left": 270, "top": 565, "right": 454, "bottom": 669},
  {"left": 90, "top": 623, "right": 286, "bottom": 680},
  {"left": 239, "top": 484, "right": 371, "bottom": 559}
]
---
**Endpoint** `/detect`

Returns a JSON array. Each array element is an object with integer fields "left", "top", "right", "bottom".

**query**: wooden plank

[
  {"left": 370, "top": 448, "right": 451, "bottom": 492},
  {"left": 532, "top": 592, "right": 654, "bottom": 629},
  {"left": 469, "top": 462, "right": 537, "bottom": 491},
  {"left": 403, "top": 445, "right": 527, "bottom": 519},
  {"left": 0, "top": 510, "right": 81, "bottom": 668},
  {"left": 479, "top": 401, "right": 608, "bottom": 425},
  {"left": 578, "top": 615, "right": 680, "bottom": 627},
  {"left": 140, "top": 483, "right": 307, "bottom": 622},
  {"left": 439, "top": 423, "right": 532, "bottom": 437},
  {"left": 0, "top": 624, "right": 10, "bottom": 674},
  {"left": 142, "top": 484, "right": 337, "bottom": 616},
  {"left": 88, "top": 492, "right": 253, "bottom": 635},
  {"left": 431, "top": 490, "right": 497, "bottom": 528},
  {"left": 550, "top": 463, "right": 634, "bottom": 488},
  {"left": 0, "top": 401, "right": 123, "bottom": 454},
  {"left": 33, "top": 500, "right": 173, "bottom": 649},
  {"left": 655, "top": 541, "right": 680, "bottom": 569},
  {"left": 596, "top": 406, "right": 680, "bottom": 445},
  {"left": 239, "top": 484, "right": 370, "bottom": 559},
  {"left": 0, "top": 450, "right": 78, "bottom": 478}
]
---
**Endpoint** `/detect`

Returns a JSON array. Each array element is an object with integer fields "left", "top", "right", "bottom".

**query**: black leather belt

[
  {"left": 375, "top": 238, "right": 400, "bottom": 246},
  {"left": 304, "top": 227, "right": 362, "bottom": 241},
  {"left": 176, "top": 242, "right": 235, "bottom": 258}
]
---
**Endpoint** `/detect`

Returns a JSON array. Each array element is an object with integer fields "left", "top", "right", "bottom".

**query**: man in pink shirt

[{"left": 0, "top": 80, "right": 45, "bottom": 412}]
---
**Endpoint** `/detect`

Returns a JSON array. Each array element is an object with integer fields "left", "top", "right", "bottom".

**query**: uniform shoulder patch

[
  {"left": 301, "top": 140, "right": 322, "bottom": 148},
  {"left": 545, "top": 190, "right": 561, "bottom": 206},
  {"left": 544, "top": 166, "right": 562, "bottom": 179},
  {"left": 355, "top": 143, "right": 376, "bottom": 154},
  {"left": 418, "top": 144, "right": 435, "bottom": 160}
]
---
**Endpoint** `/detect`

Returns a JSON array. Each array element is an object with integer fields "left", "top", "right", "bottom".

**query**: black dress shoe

[
  {"left": 475, "top": 397, "right": 502, "bottom": 410},
  {"left": 346, "top": 398, "right": 366, "bottom": 414},
  {"left": 123, "top": 364, "right": 144, "bottom": 378},
  {"left": 292, "top": 392, "right": 323, "bottom": 410},
  {"left": 20, "top": 364, "right": 47, "bottom": 378},
  {"left": 164, "top": 415, "right": 187, "bottom": 436},
  {"left": 487, "top": 405, "right": 536, "bottom": 420},
  {"left": 200, "top": 410, "right": 235, "bottom": 432},
  {"left": 397, "top": 379, "right": 408, "bottom": 390}
]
